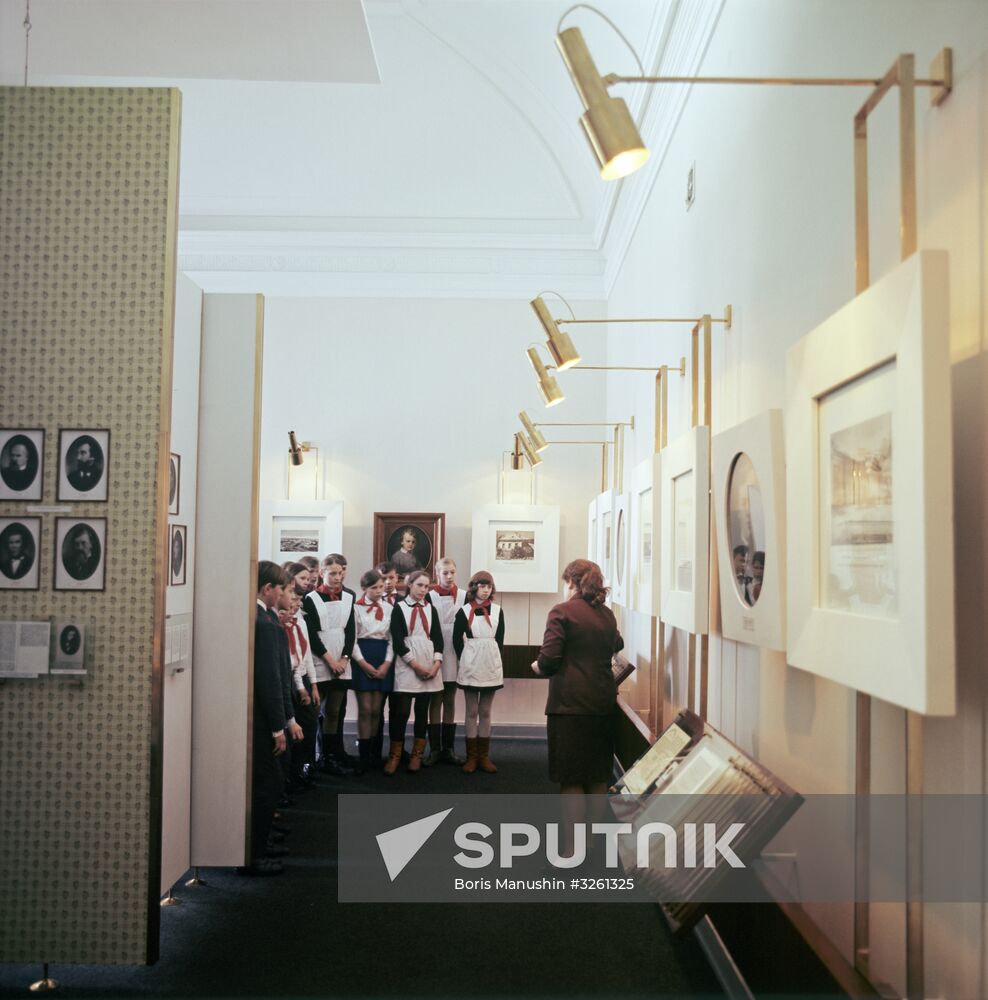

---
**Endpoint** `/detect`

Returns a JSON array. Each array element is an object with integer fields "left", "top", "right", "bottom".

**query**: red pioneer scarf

[
  {"left": 410, "top": 602, "right": 430, "bottom": 635},
  {"left": 467, "top": 600, "right": 492, "bottom": 628},
  {"left": 357, "top": 597, "right": 383, "bottom": 621}
]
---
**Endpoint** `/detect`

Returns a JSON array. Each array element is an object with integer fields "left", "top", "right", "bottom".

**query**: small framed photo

[
  {"left": 258, "top": 499, "right": 344, "bottom": 563},
  {"left": 168, "top": 453, "right": 181, "bottom": 515},
  {"left": 596, "top": 489, "right": 614, "bottom": 586},
  {"left": 0, "top": 429, "right": 44, "bottom": 501},
  {"left": 712, "top": 410, "right": 786, "bottom": 651},
  {"left": 58, "top": 429, "right": 110, "bottom": 502},
  {"left": 587, "top": 496, "right": 598, "bottom": 564},
  {"left": 659, "top": 427, "right": 710, "bottom": 634},
  {"left": 169, "top": 524, "right": 187, "bottom": 586},
  {"left": 52, "top": 621, "right": 87, "bottom": 675},
  {"left": 471, "top": 504, "right": 561, "bottom": 593},
  {"left": 0, "top": 517, "right": 41, "bottom": 590},
  {"left": 373, "top": 512, "right": 445, "bottom": 582},
  {"left": 786, "top": 250, "right": 953, "bottom": 714},
  {"left": 630, "top": 455, "right": 661, "bottom": 616},
  {"left": 54, "top": 517, "right": 107, "bottom": 591}
]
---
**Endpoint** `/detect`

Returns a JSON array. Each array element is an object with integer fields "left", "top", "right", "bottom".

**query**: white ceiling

[{"left": 0, "top": 0, "right": 724, "bottom": 297}]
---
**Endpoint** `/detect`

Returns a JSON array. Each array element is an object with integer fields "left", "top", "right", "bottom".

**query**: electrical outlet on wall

[{"left": 686, "top": 161, "right": 696, "bottom": 210}]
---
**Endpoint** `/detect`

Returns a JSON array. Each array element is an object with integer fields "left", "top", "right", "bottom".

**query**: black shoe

[
  {"left": 237, "top": 858, "right": 283, "bottom": 876},
  {"left": 323, "top": 758, "right": 353, "bottom": 777},
  {"left": 440, "top": 748, "right": 465, "bottom": 765},
  {"left": 277, "top": 796, "right": 296, "bottom": 808},
  {"left": 265, "top": 843, "right": 289, "bottom": 858},
  {"left": 269, "top": 831, "right": 285, "bottom": 844}
]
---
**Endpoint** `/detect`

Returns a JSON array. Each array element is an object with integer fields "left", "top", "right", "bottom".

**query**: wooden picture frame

[
  {"left": 0, "top": 516, "right": 41, "bottom": 590},
  {"left": 54, "top": 517, "right": 107, "bottom": 591},
  {"left": 373, "top": 512, "right": 446, "bottom": 583},
  {"left": 169, "top": 524, "right": 187, "bottom": 586},
  {"left": 168, "top": 453, "right": 181, "bottom": 516}
]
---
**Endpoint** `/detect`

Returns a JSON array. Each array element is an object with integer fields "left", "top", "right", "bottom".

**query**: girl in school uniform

[
  {"left": 427, "top": 557, "right": 466, "bottom": 765},
  {"left": 303, "top": 555, "right": 356, "bottom": 777},
  {"left": 351, "top": 568, "right": 394, "bottom": 774},
  {"left": 283, "top": 562, "right": 320, "bottom": 786},
  {"left": 387, "top": 568, "right": 444, "bottom": 774},
  {"left": 453, "top": 570, "right": 505, "bottom": 774}
]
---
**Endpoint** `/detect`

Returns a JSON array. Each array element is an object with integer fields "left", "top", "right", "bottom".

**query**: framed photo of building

[
  {"left": 786, "top": 250, "right": 954, "bottom": 715},
  {"left": 57, "top": 429, "right": 110, "bottom": 502},
  {"left": 0, "top": 428, "right": 44, "bottom": 501},
  {"left": 659, "top": 427, "right": 710, "bottom": 634},
  {"left": 631, "top": 454, "right": 661, "bottom": 616},
  {"left": 169, "top": 524, "right": 187, "bottom": 586},
  {"left": 374, "top": 512, "right": 445, "bottom": 581},
  {"left": 471, "top": 504, "right": 560, "bottom": 593},
  {"left": 0, "top": 517, "right": 41, "bottom": 590},
  {"left": 54, "top": 517, "right": 107, "bottom": 591},
  {"left": 258, "top": 499, "right": 344, "bottom": 564},
  {"left": 611, "top": 492, "right": 631, "bottom": 607},
  {"left": 712, "top": 410, "right": 786, "bottom": 651},
  {"left": 168, "top": 453, "right": 181, "bottom": 515}
]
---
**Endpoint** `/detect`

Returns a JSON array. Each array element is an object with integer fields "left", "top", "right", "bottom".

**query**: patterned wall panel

[{"left": 0, "top": 87, "right": 179, "bottom": 965}]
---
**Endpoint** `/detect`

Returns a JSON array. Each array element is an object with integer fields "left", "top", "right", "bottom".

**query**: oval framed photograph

[
  {"left": 0, "top": 429, "right": 44, "bottom": 501},
  {"left": 54, "top": 517, "right": 107, "bottom": 591},
  {"left": 0, "top": 517, "right": 41, "bottom": 590},
  {"left": 58, "top": 429, "right": 110, "bottom": 502}
]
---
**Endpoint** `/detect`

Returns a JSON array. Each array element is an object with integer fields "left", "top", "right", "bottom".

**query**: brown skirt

[{"left": 546, "top": 713, "right": 615, "bottom": 786}]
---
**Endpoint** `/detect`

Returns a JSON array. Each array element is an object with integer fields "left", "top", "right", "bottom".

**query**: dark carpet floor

[{"left": 0, "top": 738, "right": 726, "bottom": 1000}]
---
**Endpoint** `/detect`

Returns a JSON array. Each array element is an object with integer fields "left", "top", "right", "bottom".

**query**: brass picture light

[{"left": 526, "top": 346, "right": 565, "bottom": 407}]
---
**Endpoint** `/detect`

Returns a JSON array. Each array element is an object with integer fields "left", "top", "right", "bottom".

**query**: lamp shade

[
  {"left": 519, "top": 432, "right": 543, "bottom": 467},
  {"left": 288, "top": 430, "right": 304, "bottom": 466},
  {"left": 557, "top": 26, "right": 650, "bottom": 181},
  {"left": 531, "top": 296, "right": 581, "bottom": 370},
  {"left": 526, "top": 347, "right": 565, "bottom": 407},
  {"left": 519, "top": 410, "right": 549, "bottom": 451}
]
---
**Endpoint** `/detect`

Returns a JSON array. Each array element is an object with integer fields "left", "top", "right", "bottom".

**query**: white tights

[{"left": 463, "top": 689, "right": 495, "bottom": 738}]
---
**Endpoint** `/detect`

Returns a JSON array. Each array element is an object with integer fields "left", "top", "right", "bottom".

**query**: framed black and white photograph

[
  {"left": 0, "top": 429, "right": 44, "bottom": 501},
  {"left": 52, "top": 621, "right": 87, "bottom": 675},
  {"left": 54, "top": 517, "right": 107, "bottom": 591},
  {"left": 168, "top": 453, "right": 181, "bottom": 515},
  {"left": 258, "top": 499, "right": 344, "bottom": 564},
  {"left": 170, "top": 524, "right": 187, "bottom": 586},
  {"left": 471, "top": 504, "right": 560, "bottom": 592},
  {"left": 58, "top": 429, "right": 110, "bottom": 502},
  {"left": 0, "top": 517, "right": 41, "bottom": 590}
]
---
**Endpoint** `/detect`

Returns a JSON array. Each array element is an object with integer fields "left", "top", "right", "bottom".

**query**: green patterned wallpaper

[{"left": 0, "top": 87, "right": 179, "bottom": 965}]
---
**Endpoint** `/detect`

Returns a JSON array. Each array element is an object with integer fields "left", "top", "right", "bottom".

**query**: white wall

[
  {"left": 259, "top": 295, "right": 608, "bottom": 724},
  {"left": 605, "top": 3, "right": 987, "bottom": 998}
]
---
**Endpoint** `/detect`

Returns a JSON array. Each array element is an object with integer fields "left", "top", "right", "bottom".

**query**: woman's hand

[{"left": 530, "top": 660, "right": 543, "bottom": 677}]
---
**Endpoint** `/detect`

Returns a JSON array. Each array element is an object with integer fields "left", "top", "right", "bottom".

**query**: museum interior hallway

[{"left": 0, "top": 739, "right": 848, "bottom": 999}]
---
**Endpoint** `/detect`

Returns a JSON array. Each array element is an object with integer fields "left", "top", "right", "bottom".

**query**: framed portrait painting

[
  {"left": 0, "top": 428, "right": 44, "bottom": 501},
  {"left": 659, "top": 427, "right": 710, "bottom": 634},
  {"left": 471, "top": 504, "right": 560, "bottom": 593},
  {"left": 374, "top": 512, "right": 445, "bottom": 581},
  {"left": 712, "top": 410, "right": 786, "bottom": 651},
  {"left": 786, "top": 250, "right": 954, "bottom": 715},
  {"left": 258, "top": 499, "right": 344, "bottom": 564},
  {"left": 0, "top": 516, "right": 41, "bottom": 590},
  {"left": 54, "top": 517, "right": 107, "bottom": 591},
  {"left": 630, "top": 454, "right": 661, "bottom": 616},
  {"left": 58, "top": 429, "right": 110, "bottom": 502}
]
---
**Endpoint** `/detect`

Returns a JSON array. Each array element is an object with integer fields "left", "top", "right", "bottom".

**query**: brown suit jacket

[{"left": 537, "top": 594, "right": 624, "bottom": 716}]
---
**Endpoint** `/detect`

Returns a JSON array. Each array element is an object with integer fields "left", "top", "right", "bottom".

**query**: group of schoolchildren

[{"left": 248, "top": 552, "right": 504, "bottom": 875}]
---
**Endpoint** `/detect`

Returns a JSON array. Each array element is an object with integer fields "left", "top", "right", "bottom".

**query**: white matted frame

[
  {"left": 586, "top": 496, "right": 598, "bottom": 564},
  {"left": 611, "top": 492, "right": 631, "bottom": 607},
  {"left": 258, "top": 499, "right": 344, "bottom": 564},
  {"left": 596, "top": 489, "right": 614, "bottom": 586},
  {"left": 631, "top": 455, "right": 661, "bottom": 616},
  {"left": 785, "top": 250, "right": 954, "bottom": 715},
  {"left": 471, "top": 504, "right": 560, "bottom": 593},
  {"left": 713, "top": 410, "right": 786, "bottom": 651},
  {"left": 660, "top": 427, "right": 710, "bottom": 634}
]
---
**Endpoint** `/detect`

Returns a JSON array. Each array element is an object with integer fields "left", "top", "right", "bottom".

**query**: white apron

[
  {"left": 393, "top": 600, "right": 443, "bottom": 694},
  {"left": 457, "top": 603, "right": 504, "bottom": 689},
  {"left": 306, "top": 590, "right": 354, "bottom": 681},
  {"left": 430, "top": 587, "right": 466, "bottom": 683}
]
